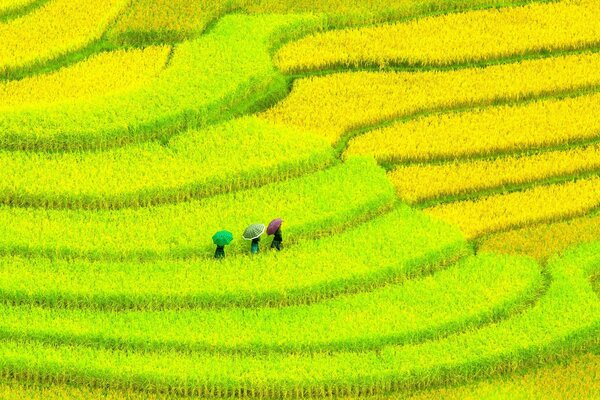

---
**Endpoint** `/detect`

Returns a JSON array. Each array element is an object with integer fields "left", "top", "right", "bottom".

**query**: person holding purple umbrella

[{"left": 268, "top": 218, "right": 284, "bottom": 251}]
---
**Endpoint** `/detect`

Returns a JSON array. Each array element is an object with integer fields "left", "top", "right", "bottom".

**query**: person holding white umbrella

[{"left": 243, "top": 223, "right": 265, "bottom": 254}]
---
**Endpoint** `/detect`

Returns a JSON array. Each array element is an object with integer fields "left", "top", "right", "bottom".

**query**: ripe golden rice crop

[
  {"left": 425, "top": 176, "right": 600, "bottom": 239},
  {"left": 263, "top": 52, "right": 600, "bottom": 145},
  {"left": 0, "top": 0, "right": 129, "bottom": 74},
  {"left": 390, "top": 144, "right": 600, "bottom": 204},
  {"left": 0, "top": 46, "right": 170, "bottom": 109},
  {"left": 275, "top": 0, "right": 600, "bottom": 72},
  {"left": 345, "top": 91, "right": 600, "bottom": 163}
]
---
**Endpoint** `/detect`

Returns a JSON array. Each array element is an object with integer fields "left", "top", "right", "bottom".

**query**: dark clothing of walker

[
  {"left": 212, "top": 230, "right": 233, "bottom": 260},
  {"left": 251, "top": 237, "right": 260, "bottom": 254},
  {"left": 243, "top": 223, "right": 266, "bottom": 255},
  {"left": 271, "top": 228, "right": 283, "bottom": 251},
  {"left": 214, "top": 245, "right": 225, "bottom": 259}
]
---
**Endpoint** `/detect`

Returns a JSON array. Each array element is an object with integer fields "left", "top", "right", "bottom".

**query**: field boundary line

[{"left": 0, "top": 259, "right": 547, "bottom": 355}]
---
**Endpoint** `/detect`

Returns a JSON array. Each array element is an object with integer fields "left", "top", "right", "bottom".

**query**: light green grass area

[
  {"left": 0, "top": 117, "right": 334, "bottom": 208},
  {"left": 0, "top": 205, "right": 468, "bottom": 309},
  {"left": 0, "top": 254, "right": 540, "bottom": 353}
]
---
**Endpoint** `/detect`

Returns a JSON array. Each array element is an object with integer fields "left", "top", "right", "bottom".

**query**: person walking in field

[
  {"left": 212, "top": 230, "right": 233, "bottom": 259},
  {"left": 267, "top": 218, "right": 284, "bottom": 251},
  {"left": 243, "top": 223, "right": 265, "bottom": 254}
]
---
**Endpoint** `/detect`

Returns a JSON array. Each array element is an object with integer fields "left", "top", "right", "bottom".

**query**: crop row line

[
  {"left": 337, "top": 83, "right": 600, "bottom": 159},
  {"left": 0, "top": 242, "right": 593, "bottom": 398},
  {"left": 415, "top": 168, "right": 600, "bottom": 209},
  {"left": 0, "top": 254, "right": 546, "bottom": 356},
  {"left": 288, "top": 43, "right": 600, "bottom": 80}
]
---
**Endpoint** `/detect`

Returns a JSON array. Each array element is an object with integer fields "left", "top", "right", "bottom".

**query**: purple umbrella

[{"left": 267, "top": 218, "right": 283, "bottom": 235}]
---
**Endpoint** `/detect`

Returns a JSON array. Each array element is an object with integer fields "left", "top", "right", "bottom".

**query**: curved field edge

[
  {"left": 0, "top": 14, "right": 321, "bottom": 151},
  {"left": 274, "top": 0, "right": 600, "bottom": 73},
  {"left": 264, "top": 52, "right": 600, "bottom": 149},
  {"left": 424, "top": 174, "right": 600, "bottom": 240},
  {"left": 0, "top": 45, "right": 171, "bottom": 110},
  {"left": 0, "top": 253, "right": 543, "bottom": 354},
  {"left": 0, "top": 117, "right": 335, "bottom": 209},
  {"left": 0, "top": 0, "right": 130, "bottom": 78},
  {"left": 0, "top": 0, "right": 48, "bottom": 23},
  {"left": 349, "top": 90, "right": 600, "bottom": 167},
  {"left": 0, "top": 242, "right": 595, "bottom": 396},
  {"left": 0, "top": 205, "right": 469, "bottom": 309},
  {"left": 0, "top": 158, "right": 398, "bottom": 261},
  {"left": 2, "top": 0, "right": 553, "bottom": 82},
  {"left": 1, "top": 2, "right": 590, "bottom": 153},
  {"left": 389, "top": 145, "right": 600, "bottom": 208},
  {"left": 107, "top": 0, "right": 554, "bottom": 47}
]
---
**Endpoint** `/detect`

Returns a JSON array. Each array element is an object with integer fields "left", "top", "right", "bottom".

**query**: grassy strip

[
  {"left": 0, "top": 117, "right": 335, "bottom": 209},
  {"left": 263, "top": 51, "right": 600, "bottom": 147},
  {"left": 0, "top": 45, "right": 170, "bottom": 109},
  {"left": 0, "top": 0, "right": 129, "bottom": 77},
  {"left": 0, "top": 242, "right": 595, "bottom": 396},
  {"left": 0, "top": 253, "right": 539, "bottom": 353},
  {"left": 0, "top": 158, "right": 396, "bottom": 260},
  {"left": 274, "top": 0, "right": 599, "bottom": 73},
  {"left": 0, "top": 205, "right": 468, "bottom": 310},
  {"left": 0, "top": 14, "right": 321, "bottom": 151},
  {"left": 424, "top": 173, "right": 600, "bottom": 240},
  {"left": 390, "top": 144, "right": 600, "bottom": 205},
  {"left": 477, "top": 211, "right": 600, "bottom": 261}
]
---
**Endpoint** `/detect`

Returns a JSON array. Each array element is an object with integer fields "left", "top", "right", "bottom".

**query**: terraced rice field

[{"left": 0, "top": 0, "right": 598, "bottom": 398}]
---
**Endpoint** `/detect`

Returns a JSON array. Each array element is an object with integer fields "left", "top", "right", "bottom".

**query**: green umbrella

[
  {"left": 212, "top": 230, "right": 233, "bottom": 247},
  {"left": 243, "top": 224, "right": 265, "bottom": 240}
]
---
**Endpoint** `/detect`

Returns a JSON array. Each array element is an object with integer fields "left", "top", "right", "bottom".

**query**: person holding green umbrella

[
  {"left": 212, "top": 230, "right": 233, "bottom": 259},
  {"left": 243, "top": 223, "right": 265, "bottom": 254}
]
